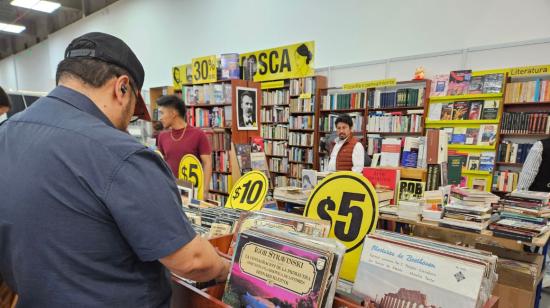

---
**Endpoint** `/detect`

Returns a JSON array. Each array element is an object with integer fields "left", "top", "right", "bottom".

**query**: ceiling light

[
  {"left": 10, "top": 0, "right": 61, "bottom": 13},
  {"left": 0, "top": 22, "right": 26, "bottom": 34}
]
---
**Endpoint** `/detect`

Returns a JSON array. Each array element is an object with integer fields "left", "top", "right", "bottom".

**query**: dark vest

[
  {"left": 335, "top": 136, "right": 358, "bottom": 171},
  {"left": 529, "top": 138, "right": 550, "bottom": 192}
]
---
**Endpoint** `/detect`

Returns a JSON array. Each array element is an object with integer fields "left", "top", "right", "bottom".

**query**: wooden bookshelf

[
  {"left": 499, "top": 133, "right": 550, "bottom": 138},
  {"left": 319, "top": 108, "right": 365, "bottom": 113},
  {"left": 495, "top": 162, "right": 523, "bottom": 167},
  {"left": 369, "top": 106, "right": 424, "bottom": 112},
  {"left": 368, "top": 132, "right": 423, "bottom": 136},
  {"left": 425, "top": 119, "right": 500, "bottom": 125},
  {"left": 429, "top": 92, "right": 502, "bottom": 102},
  {"left": 448, "top": 144, "right": 496, "bottom": 150},
  {"left": 288, "top": 128, "right": 314, "bottom": 132},
  {"left": 208, "top": 189, "right": 229, "bottom": 196}
]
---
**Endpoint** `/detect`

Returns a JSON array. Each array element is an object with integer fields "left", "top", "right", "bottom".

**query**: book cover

[
  {"left": 448, "top": 70, "right": 472, "bottom": 96},
  {"left": 362, "top": 167, "right": 401, "bottom": 205},
  {"left": 380, "top": 138, "right": 401, "bottom": 167},
  {"left": 482, "top": 73, "right": 504, "bottom": 94},
  {"left": 479, "top": 152, "right": 496, "bottom": 172},
  {"left": 223, "top": 230, "right": 330, "bottom": 308},
  {"left": 465, "top": 128, "right": 479, "bottom": 145},
  {"left": 441, "top": 127, "right": 454, "bottom": 144},
  {"left": 235, "top": 144, "right": 252, "bottom": 172},
  {"left": 477, "top": 124, "right": 497, "bottom": 146},
  {"left": 451, "top": 127, "right": 467, "bottom": 144},
  {"left": 401, "top": 137, "right": 420, "bottom": 168},
  {"left": 468, "top": 101, "right": 482, "bottom": 120},
  {"left": 460, "top": 176, "right": 469, "bottom": 187},
  {"left": 480, "top": 100, "right": 499, "bottom": 120},
  {"left": 220, "top": 53, "right": 240, "bottom": 80},
  {"left": 440, "top": 103, "right": 454, "bottom": 120},
  {"left": 467, "top": 155, "right": 480, "bottom": 171},
  {"left": 448, "top": 155, "right": 466, "bottom": 185},
  {"left": 397, "top": 180, "right": 425, "bottom": 201},
  {"left": 452, "top": 101, "right": 470, "bottom": 120},
  {"left": 472, "top": 178, "right": 487, "bottom": 191},
  {"left": 430, "top": 74, "right": 450, "bottom": 96},
  {"left": 468, "top": 76, "right": 484, "bottom": 94},
  {"left": 302, "top": 169, "right": 317, "bottom": 190},
  {"left": 428, "top": 103, "right": 443, "bottom": 120},
  {"left": 355, "top": 236, "right": 486, "bottom": 308}
]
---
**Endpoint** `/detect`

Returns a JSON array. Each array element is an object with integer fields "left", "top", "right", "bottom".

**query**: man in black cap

[{"left": 0, "top": 32, "right": 229, "bottom": 307}]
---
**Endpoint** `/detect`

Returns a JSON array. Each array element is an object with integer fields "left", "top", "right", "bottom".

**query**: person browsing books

[
  {"left": 156, "top": 95, "right": 213, "bottom": 199},
  {"left": 326, "top": 114, "right": 365, "bottom": 173},
  {"left": 517, "top": 137, "right": 550, "bottom": 192},
  {"left": 0, "top": 32, "right": 229, "bottom": 307}
]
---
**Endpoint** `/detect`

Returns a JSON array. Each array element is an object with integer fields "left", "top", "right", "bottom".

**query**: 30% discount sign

[
  {"left": 225, "top": 170, "right": 268, "bottom": 211},
  {"left": 303, "top": 171, "right": 379, "bottom": 282},
  {"left": 178, "top": 154, "right": 204, "bottom": 200}
]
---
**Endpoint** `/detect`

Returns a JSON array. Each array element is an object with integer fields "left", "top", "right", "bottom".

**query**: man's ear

[{"left": 113, "top": 75, "right": 130, "bottom": 104}]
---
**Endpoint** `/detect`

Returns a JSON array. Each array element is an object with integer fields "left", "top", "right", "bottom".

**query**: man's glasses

[{"left": 127, "top": 81, "right": 144, "bottom": 123}]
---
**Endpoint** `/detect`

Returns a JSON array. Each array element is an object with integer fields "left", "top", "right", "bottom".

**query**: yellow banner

[
  {"left": 261, "top": 80, "right": 285, "bottom": 90},
  {"left": 178, "top": 154, "right": 204, "bottom": 200},
  {"left": 509, "top": 64, "right": 550, "bottom": 77},
  {"left": 304, "top": 171, "right": 379, "bottom": 282},
  {"left": 191, "top": 55, "right": 218, "bottom": 84},
  {"left": 225, "top": 170, "right": 268, "bottom": 211},
  {"left": 172, "top": 64, "right": 192, "bottom": 89},
  {"left": 240, "top": 41, "right": 315, "bottom": 82},
  {"left": 298, "top": 93, "right": 312, "bottom": 99},
  {"left": 342, "top": 78, "right": 397, "bottom": 90}
]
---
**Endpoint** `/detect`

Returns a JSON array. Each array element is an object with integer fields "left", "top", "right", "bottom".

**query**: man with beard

[{"left": 326, "top": 114, "right": 365, "bottom": 173}]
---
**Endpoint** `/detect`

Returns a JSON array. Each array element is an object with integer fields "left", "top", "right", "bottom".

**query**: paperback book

[{"left": 447, "top": 70, "right": 472, "bottom": 96}]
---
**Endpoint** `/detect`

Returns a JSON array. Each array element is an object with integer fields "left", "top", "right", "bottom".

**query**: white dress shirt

[
  {"left": 326, "top": 137, "right": 365, "bottom": 173},
  {"left": 517, "top": 141, "right": 543, "bottom": 190}
]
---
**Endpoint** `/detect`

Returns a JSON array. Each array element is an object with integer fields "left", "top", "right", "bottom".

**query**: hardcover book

[
  {"left": 362, "top": 167, "right": 401, "bottom": 205},
  {"left": 380, "top": 138, "right": 401, "bottom": 167},
  {"left": 448, "top": 70, "right": 472, "bottom": 96}
]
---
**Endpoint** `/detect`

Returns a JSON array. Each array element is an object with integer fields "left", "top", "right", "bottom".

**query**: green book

[{"left": 448, "top": 155, "right": 466, "bottom": 185}]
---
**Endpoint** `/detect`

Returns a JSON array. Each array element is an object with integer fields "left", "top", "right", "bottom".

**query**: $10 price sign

[
  {"left": 225, "top": 170, "right": 268, "bottom": 211},
  {"left": 178, "top": 154, "right": 204, "bottom": 200},
  {"left": 303, "top": 171, "right": 378, "bottom": 282}
]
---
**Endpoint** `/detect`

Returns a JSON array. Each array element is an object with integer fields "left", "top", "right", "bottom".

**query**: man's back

[{"left": 0, "top": 87, "right": 195, "bottom": 307}]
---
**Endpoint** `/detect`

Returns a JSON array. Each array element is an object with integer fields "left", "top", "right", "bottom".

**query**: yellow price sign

[
  {"left": 342, "top": 78, "right": 397, "bottom": 90},
  {"left": 191, "top": 55, "right": 217, "bottom": 84},
  {"left": 178, "top": 154, "right": 204, "bottom": 200},
  {"left": 172, "top": 64, "right": 192, "bottom": 89},
  {"left": 225, "top": 171, "right": 268, "bottom": 211},
  {"left": 303, "top": 171, "right": 378, "bottom": 282}
]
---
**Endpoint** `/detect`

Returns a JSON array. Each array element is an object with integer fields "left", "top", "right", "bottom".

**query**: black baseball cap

[{"left": 64, "top": 32, "right": 151, "bottom": 121}]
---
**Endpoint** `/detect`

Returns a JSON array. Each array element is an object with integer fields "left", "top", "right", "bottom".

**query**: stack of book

[
  {"left": 439, "top": 187, "right": 499, "bottom": 232},
  {"left": 496, "top": 141, "right": 533, "bottom": 164},
  {"left": 397, "top": 199, "right": 424, "bottom": 221},
  {"left": 223, "top": 227, "right": 344, "bottom": 308},
  {"left": 376, "top": 188, "right": 396, "bottom": 215},
  {"left": 322, "top": 91, "right": 367, "bottom": 110},
  {"left": 500, "top": 112, "right": 550, "bottom": 134},
  {"left": 354, "top": 230, "right": 498, "bottom": 308},
  {"left": 505, "top": 79, "right": 550, "bottom": 103},
  {"left": 422, "top": 189, "right": 446, "bottom": 222},
  {"left": 490, "top": 191, "right": 550, "bottom": 241}
]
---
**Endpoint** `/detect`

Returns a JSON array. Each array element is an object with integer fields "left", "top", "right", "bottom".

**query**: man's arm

[
  {"left": 200, "top": 154, "right": 212, "bottom": 200},
  {"left": 351, "top": 142, "right": 365, "bottom": 173},
  {"left": 160, "top": 235, "right": 230, "bottom": 282},
  {"left": 517, "top": 141, "right": 543, "bottom": 190}
]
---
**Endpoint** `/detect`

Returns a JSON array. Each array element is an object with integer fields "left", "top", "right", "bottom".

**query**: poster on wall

[{"left": 236, "top": 87, "right": 258, "bottom": 131}]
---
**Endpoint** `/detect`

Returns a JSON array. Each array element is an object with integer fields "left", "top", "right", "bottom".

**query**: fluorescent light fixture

[
  {"left": 10, "top": 0, "right": 61, "bottom": 13},
  {"left": 0, "top": 22, "right": 26, "bottom": 34}
]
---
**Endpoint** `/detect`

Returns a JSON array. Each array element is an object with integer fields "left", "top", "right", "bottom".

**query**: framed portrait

[{"left": 236, "top": 86, "right": 258, "bottom": 131}]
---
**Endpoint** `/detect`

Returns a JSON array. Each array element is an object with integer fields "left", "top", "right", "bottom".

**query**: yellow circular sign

[
  {"left": 178, "top": 154, "right": 204, "bottom": 200},
  {"left": 226, "top": 170, "right": 268, "bottom": 211},
  {"left": 304, "top": 171, "right": 378, "bottom": 282}
]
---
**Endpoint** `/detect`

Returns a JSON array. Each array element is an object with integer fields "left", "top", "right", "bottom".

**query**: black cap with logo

[{"left": 64, "top": 32, "right": 151, "bottom": 121}]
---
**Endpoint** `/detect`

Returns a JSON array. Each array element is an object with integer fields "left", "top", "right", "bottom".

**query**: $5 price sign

[
  {"left": 304, "top": 171, "right": 378, "bottom": 282},
  {"left": 226, "top": 170, "right": 268, "bottom": 211},
  {"left": 178, "top": 154, "right": 204, "bottom": 199}
]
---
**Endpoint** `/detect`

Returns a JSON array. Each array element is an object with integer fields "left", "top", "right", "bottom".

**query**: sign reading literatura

[
  {"left": 240, "top": 41, "right": 315, "bottom": 82},
  {"left": 509, "top": 64, "right": 550, "bottom": 77},
  {"left": 342, "top": 78, "right": 397, "bottom": 90}
]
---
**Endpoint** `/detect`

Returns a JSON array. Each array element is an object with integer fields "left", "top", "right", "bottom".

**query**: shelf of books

[
  {"left": 426, "top": 69, "right": 507, "bottom": 191},
  {"left": 182, "top": 79, "right": 261, "bottom": 204},
  {"left": 494, "top": 69, "right": 550, "bottom": 193},
  {"left": 260, "top": 76, "right": 326, "bottom": 188}
]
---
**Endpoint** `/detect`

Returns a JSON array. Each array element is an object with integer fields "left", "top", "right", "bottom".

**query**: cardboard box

[{"left": 492, "top": 283, "right": 536, "bottom": 308}]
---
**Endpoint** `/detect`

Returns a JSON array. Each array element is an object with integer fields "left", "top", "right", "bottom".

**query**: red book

[{"left": 362, "top": 167, "right": 401, "bottom": 205}]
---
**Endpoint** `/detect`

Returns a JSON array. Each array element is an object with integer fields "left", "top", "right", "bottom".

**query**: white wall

[{"left": 1, "top": 0, "right": 550, "bottom": 92}]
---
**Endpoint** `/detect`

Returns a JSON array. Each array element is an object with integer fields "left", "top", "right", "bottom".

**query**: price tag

[
  {"left": 225, "top": 171, "right": 268, "bottom": 211},
  {"left": 298, "top": 92, "right": 312, "bottom": 99},
  {"left": 191, "top": 55, "right": 217, "bottom": 84},
  {"left": 304, "top": 171, "right": 378, "bottom": 282},
  {"left": 178, "top": 154, "right": 204, "bottom": 200}
]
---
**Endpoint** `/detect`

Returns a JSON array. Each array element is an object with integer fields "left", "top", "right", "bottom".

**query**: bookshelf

[
  {"left": 181, "top": 79, "right": 262, "bottom": 203},
  {"left": 493, "top": 71, "right": 550, "bottom": 192},
  {"left": 426, "top": 69, "right": 508, "bottom": 192}
]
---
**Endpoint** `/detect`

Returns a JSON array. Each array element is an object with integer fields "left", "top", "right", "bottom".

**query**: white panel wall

[{"left": 1, "top": 0, "right": 550, "bottom": 92}]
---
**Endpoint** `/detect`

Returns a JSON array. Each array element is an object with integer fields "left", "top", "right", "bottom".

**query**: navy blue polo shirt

[{"left": 0, "top": 86, "right": 196, "bottom": 307}]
